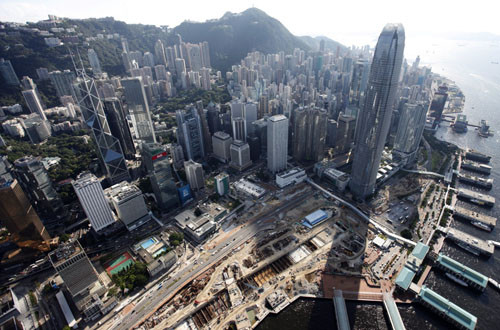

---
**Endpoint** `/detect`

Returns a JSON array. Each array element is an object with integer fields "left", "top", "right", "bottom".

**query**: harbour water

[{"left": 257, "top": 37, "right": 500, "bottom": 329}]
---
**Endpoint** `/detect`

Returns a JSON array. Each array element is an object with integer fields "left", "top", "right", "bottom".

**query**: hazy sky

[{"left": 0, "top": 0, "right": 498, "bottom": 45}]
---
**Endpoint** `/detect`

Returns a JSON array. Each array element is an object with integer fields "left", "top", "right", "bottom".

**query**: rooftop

[
  {"left": 437, "top": 254, "right": 488, "bottom": 288},
  {"left": 453, "top": 206, "right": 497, "bottom": 226},
  {"left": 419, "top": 285, "right": 477, "bottom": 330},
  {"left": 48, "top": 240, "right": 83, "bottom": 265},
  {"left": 395, "top": 267, "right": 416, "bottom": 290}
]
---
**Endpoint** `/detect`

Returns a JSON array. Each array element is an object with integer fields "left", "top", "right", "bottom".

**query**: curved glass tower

[{"left": 349, "top": 24, "right": 405, "bottom": 198}]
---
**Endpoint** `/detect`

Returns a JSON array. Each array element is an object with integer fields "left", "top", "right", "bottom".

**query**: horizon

[{"left": 1, "top": 1, "right": 499, "bottom": 47}]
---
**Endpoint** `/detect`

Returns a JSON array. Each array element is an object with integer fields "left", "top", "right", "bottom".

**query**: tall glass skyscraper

[{"left": 349, "top": 24, "right": 405, "bottom": 198}]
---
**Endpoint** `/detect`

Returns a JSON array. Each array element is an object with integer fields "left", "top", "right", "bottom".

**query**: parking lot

[{"left": 377, "top": 200, "right": 415, "bottom": 232}]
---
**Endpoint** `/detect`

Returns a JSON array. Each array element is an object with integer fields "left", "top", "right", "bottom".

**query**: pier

[
  {"left": 382, "top": 293, "right": 406, "bottom": 330},
  {"left": 457, "top": 188, "right": 495, "bottom": 207},
  {"left": 418, "top": 285, "right": 477, "bottom": 330},
  {"left": 333, "top": 290, "right": 350, "bottom": 330},
  {"left": 435, "top": 254, "right": 488, "bottom": 291},
  {"left": 458, "top": 174, "right": 493, "bottom": 190},
  {"left": 461, "top": 160, "right": 492, "bottom": 175},
  {"left": 452, "top": 206, "right": 496, "bottom": 231},
  {"left": 447, "top": 228, "right": 495, "bottom": 257}
]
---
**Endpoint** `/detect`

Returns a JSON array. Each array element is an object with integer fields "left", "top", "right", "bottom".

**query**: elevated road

[
  {"left": 106, "top": 192, "right": 310, "bottom": 330},
  {"left": 400, "top": 168, "right": 444, "bottom": 179},
  {"left": 306, "top": 179, "right": 416, "bottom": 247}
]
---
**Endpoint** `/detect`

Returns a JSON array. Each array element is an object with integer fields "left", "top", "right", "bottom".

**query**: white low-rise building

[
  {"left": 324, "top": 168, "right": 350, "bottom": 191},
  {"left": 233, "top": 178, "right": 266, "bottom": 199},
  {"left": 275, "top": 167, "right": 306, "bottom": 188}
]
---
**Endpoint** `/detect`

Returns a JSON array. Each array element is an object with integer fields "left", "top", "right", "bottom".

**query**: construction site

[{"left": 136, "top": 187, "right": 373, "bottom": 330}]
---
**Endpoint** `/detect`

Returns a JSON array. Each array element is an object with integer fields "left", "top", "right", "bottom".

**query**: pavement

[{"left": 103, "top": 191, "right": 310, "bottom": 330}]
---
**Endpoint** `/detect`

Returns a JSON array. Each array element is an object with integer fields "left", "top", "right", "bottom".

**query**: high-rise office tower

[
  {"left": 0, "top": 156, "right": 13, "bottom": 181},
  {"left": 72, "top": 172, "right": 116, "bottom": 232},
  {"left": 393, "top": 102, "right": 428, "bottom": 165},
  {"left": 0, "top": 178, "right": 51, "bottom": 241},
  {"left": 0, "top": 58, "right": 19, "bottom": 85},
  {"left": 49, "top": 70, "right": 76, "bottom": 99},
  {"left": 154, "top": 40, "right": 167, "bottom": 66},
  {"left": 22, "top": 89, "right": 47, "bottom": 121},
  {"left": 350, "top": 24, "right": 405, "bottom": 198},
  {"left": 105, "top": 181, "right": 150, "bottom": 230},
  {"left": 141, "top": 143, "right": 179, "bottom": 210},
  {"left": 335, "top": 113, "right": 356, "bottom": 155},
  {"left": 195, "top": 101, "right": 212, "bottom": 154},
  {"left": 232, "top": 117, "right": 247, "bottom": 142},
  {"left": 350, "top": 59, "right": 370, "bottom": 106},
  {"left": 121, "top": 77, "right": 156, "bottom": 144},
  {"left": 170, "top": 143, "right": 185, "bottom": 170},
  {"left": 87, "top": 49, "right": 102, "bottom": 75},
  {"left": 184, "top": 160, "right": 204, "bottom": 191},
  {"left": 215, "top": 173, "right": 229, "bottom": 196},
  {"left": 13, "top": 156, "right": 64, "bottom": 221},
  {"left": 267, "top": 115, "right": 289, "bottom": 174},
  {"left": 326, "top": 119, "right": 337, "bottom": 148},
  {"left": 292, "top": 106, "right": 328, "bottom": 162},
  {"left": 206, "top": 102, "right": 221, "bottom": 135},
  {"left": 74, "top": 70, "right": 130, "bottom": 184},
  {"left": 230, "top": 140, "right": 252, "bottom": 171},
  {"left": 244, "top": 102, "right": 258, "bottom": 136},
  {"left": 102, "top": 98, "right": 136, "bottom": 159},
  {"left": 176, "top": 107, "right": 205, "bottom": 161},
  {"left": 36, "top": 67, "right": 50, "bottom": 80},
  {"left": 212, "top": 131, "right": 233, "bottom": 163}
]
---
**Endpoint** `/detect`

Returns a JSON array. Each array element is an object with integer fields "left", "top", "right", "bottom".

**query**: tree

[{"left": 400, "top": 229, "right": 412, "bottom": 240}]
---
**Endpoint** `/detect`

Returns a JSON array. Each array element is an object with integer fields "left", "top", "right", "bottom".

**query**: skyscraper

[
  {"left": 393, "top": 102, "right": 428, "bottom": 166},
  {"left": 49, "top": 70, "right": 76, "bottom": 99},
  {"left": 87, "top": 49, "right": 102, "bottom": 75},
  {"left": 176, "top": 107, "right": 205, "bottom": 161},
  {"left": 141, "top": 143, "right": 179, "bottom": 210},
  {"left": 267, "top": 115, "right": 289, "bottom": 174},
  {"left": 0, "top": 178, "right": 51, "bottom": 241},
  {"left": 230, "top": 140, "right": 252, "bottom": 171},
  {"left": 215, "top": 173, "right": 229, "bottom": 196},
  {"left": 72, "top": 172, "right": 116, "bottom": 232},
  {"left": 13, "top": 156, "right": 64, "bottom": 221},
  {"left": 0, "top": 58, "right": 19, "bottom": 85},
  {"left": 349, "top": 24, "right": 405, "bottom": 198},
  {"left": 154, "top": 40, "right": 167, "bottom": 66},
  {"left": 212, "top": 131, "right": 233, "bottom": 163},
  {"left": 22, "top": 89, "right": 47, "bottom": 121},
  {"left": 292, "top": 106, "right": 328, "bottom": 162},
  {"left": 74, "top": 70, "right": 130, "bottom": 184},
  {"left": 102, "top": 98, "right": 136, "bottom": 160},
  {"left": 121, "top": 77, "right": 156, "bottom": 144},
  {"left": 184, "top": 160, "right": 204, "bottom": 191}
]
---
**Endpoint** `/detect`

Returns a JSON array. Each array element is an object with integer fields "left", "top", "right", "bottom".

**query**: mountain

[
  {"left": 172, "top": 8, "right": 311, "bottom": 71},
  {"left": 299, "top": 35, "right": 347, "bottom": 53}
]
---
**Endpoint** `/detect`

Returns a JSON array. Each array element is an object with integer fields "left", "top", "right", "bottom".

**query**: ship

[
  {"left": 455, "top": 241, "right": 480, "bottom": 256},
  {"left": 477, "top": 120, "right": 493, "bottom": 137},
  {"left": 471, "top": 221, "right": 493, "bottom": 232},
  {"left": 445, "top": 273, "right": 469, "bottom": 287},
  {"left": 461, "top": 160, "right": 492, "bottom": 175},
  {"left": 458, "top": 174, "right": 493, "bottom": 190},
  {"left": 465, "top": 149, "right": 491, "bottom": 163}
]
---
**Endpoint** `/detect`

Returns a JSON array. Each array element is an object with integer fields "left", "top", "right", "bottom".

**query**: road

[
  {"left": 306, "top": 179, "right": 416, "bottom": 247},
  {"left": 109, "top": 191, "right": 310, "bottom": 330}
]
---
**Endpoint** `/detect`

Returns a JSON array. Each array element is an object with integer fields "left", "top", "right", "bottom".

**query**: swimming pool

[
  {"left": 140, "top": 237, "right": 156, "bottom": 250},
  {"left": 152, "top": 247, "right": 167, "bottom": 258}
]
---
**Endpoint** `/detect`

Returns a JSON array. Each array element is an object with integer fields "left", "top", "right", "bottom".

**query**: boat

[
  {"left": 455, "top": 241, "right": 480, "bottom": 256},
  {"left": 445, "top": 273, "right": 469, "bottom": 287},
  {"left": 465, "top": 149, "right": 491, "bottom": 163},
  {"left": 478, "top": 120, "right": 494, "bottom": 137},
  {"left": 471, "top": 221, "right": 492, "bottom": 232},
  {"left": 470, "top": 198, "right": 486, "bottom": 206},
  {"left": 461, "top": 160, "right": 491, "bottom": 175}
]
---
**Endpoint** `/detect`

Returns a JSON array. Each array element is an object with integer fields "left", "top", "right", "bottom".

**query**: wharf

[
  {"left": 435, "top": 254, "right": 488, "bottom": 291},
  {"left": 458, "top": 174, "right": 493, "bottom": 190},
  {"left": 447, "top": 228, "right": 495, "bottom": 257},
  {"left": 461, "top": 160, "right": 492, "bottom": 175},
  {"left": 453, "top": 206, "right": 497, "bottom": 230},
  {"left": 457, "top": 188, "right": 495, "bottom": 207}
]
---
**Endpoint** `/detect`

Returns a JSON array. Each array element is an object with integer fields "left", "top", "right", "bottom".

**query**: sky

[{"left": 0, "top": 0, "right": 499, "bottom": 46}]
